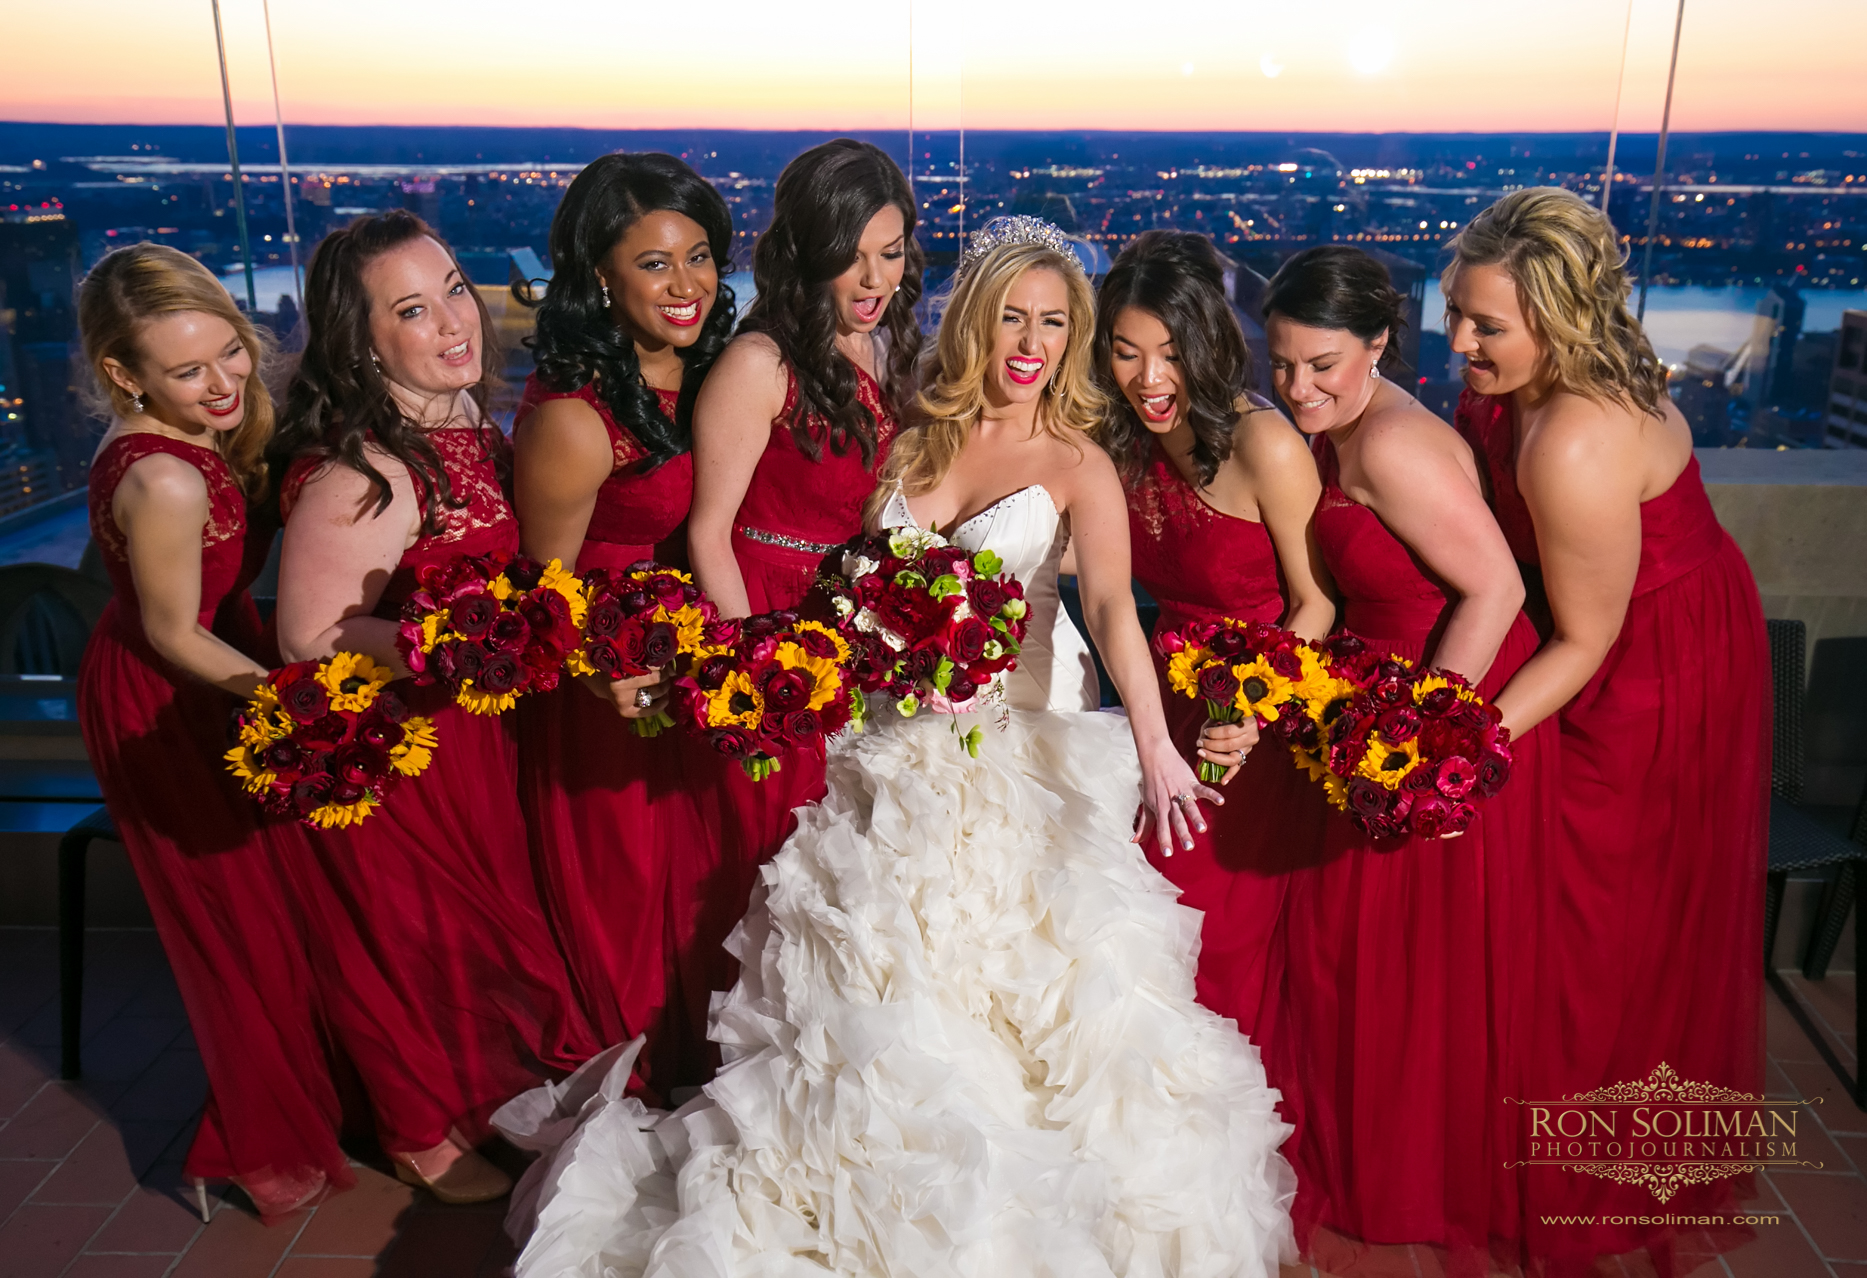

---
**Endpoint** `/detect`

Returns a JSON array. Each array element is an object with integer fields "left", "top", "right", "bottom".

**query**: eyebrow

[{"left": 390, "top": 267, "right": 460, "bottom": 310}]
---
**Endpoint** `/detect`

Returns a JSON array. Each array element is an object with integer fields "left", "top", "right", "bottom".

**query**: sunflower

[
  {"left": 306, "top": 793, "right": 380, "bottom": 830},
  {"left": 316, "top": 652, "right": 394, "bottom": 713},
  {"left": 1411, "top": 674, "right": 1479, "bottom": 704},
  {"left": 389, "top": 717, "right": 438, "bottom": 776},
  {"left": 1231, "top": 656, "right": 1296, "bottom": 723},
  {"left": 538, "top": 560, "right": 588, "bottom": 628},
  {"left": 775, "top": 641, "right": 843, "bottom": 711},
  {"left": 1165, "top": 645, "right": 1214, "bottom": 696},
  {"left": 223, "top": 744, "right": 275, "bottom": 794},
  {"left": 665, "top": 603, "right": 711, "bottom": 653},
  {"left": 1291, "top": 648, "right": 1340, "bottom": 705},
  {"left": 1322, "top": 770, "right": 1351, "bottom": 812},
  {"left": 706, "top": 670, "right": 765, "bottom": 729},
  {"left": 1355, "top": 733, "right": 1423, "bottom": 789},
  {"left": 419, "top": 610, "right": 451, "bottom": 653},
  {"left": 1292, "top": 746, "right": 1331, "bottom": 784},
  {"left": 457, "top": 683, "right": 519, "bottom": 717}
]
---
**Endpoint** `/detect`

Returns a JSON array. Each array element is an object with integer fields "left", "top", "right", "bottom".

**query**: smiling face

[
  {"left": 1265, "top": 314, "right": 1386, "bottom": 435},
  {"left": 600, "top": 209, "right": 718, "bottom": 352},
  {"left": 361, "top": 235, "right": 484, "bottom": 399},
  {"left": 828, "top": 203, "right": 907, "bottom": 335},
  {"left": 984, "top": 266, "right": 1071, "bottom": 409},
  {"left": 1108, "top": 306, "right": 1184, "bottom": 433},
  {"left": 102, "top": 311, "right": 253, "bottom": 436},
  {"left": 1444, "top": 261, "right": 1544, "bottom": 397}
]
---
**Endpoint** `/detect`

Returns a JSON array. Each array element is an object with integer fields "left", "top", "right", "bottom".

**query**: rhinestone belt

[{"left": 736, "top": 525, "right": 841, "bottom": 556}]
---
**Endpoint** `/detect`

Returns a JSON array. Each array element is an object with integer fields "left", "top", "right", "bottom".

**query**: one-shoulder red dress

[
  {"left": 1125, "top": 435, "right": 1328, "bottom": 1043},
  {"left": 514, "top": 378, "right": 719, "bottom": 1094},
  {"left": 279, "top": 424, "right": 598, "bottom": 1153},
  {"left": 1271, "top": 434, "right": 1558, "bottom": 1277},
  {"left": 1457, "top": 389, "right": 1768, "bottom": 1273},
  {"left": 694, "top": 362, "right": 897, "bottom": 1036},
  {"left": 78, "top": 432, "right": 351, "bottom": 1196}
]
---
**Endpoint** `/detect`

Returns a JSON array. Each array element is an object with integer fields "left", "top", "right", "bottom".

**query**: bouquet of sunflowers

[
  {"left": 671, "top": 613, "right": 855, "bottom": 781},
  {"left": 225, "top": 653, "right": 437, "bottom": 829},
  {"left": 566, "top": 561, "right": 725, "bottom": 736}
]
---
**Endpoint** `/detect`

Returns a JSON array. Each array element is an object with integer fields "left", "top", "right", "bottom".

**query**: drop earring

[
  {"left": 601, "top": 283, "right": 611, "bottom": 308},
  {"left": 1369, "top": 365, "right": 1379, "bottom": 379},
  {"left": 129, "top": 393, "right": 144, "bottom": 414}
]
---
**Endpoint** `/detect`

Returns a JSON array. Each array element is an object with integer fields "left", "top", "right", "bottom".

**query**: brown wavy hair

[
  {"left": 270, "top": 210, "right": 503, "bottom": 535},
  {"left": 1445, "top": 186, "right": 1668, "bottom": 416},
  {"left": 865, "top": 243, "right": 1106, "bottom": 526},
  {"left": 77, "top": 242, "right": 276, "bottom": 499}
]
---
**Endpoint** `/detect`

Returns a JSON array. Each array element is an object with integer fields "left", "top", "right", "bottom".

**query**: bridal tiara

[{"left": 957, "top": 215, "right": 1086, "bottom": 281}]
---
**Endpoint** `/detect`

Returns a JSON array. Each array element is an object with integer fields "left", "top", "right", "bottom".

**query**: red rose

[
  {"left": 763, "top": 668, "right": 813, "bottom": 714},
  {"left": 947, "top": 673, "right": 978, "bottom": 703},
  {"left": 298, "top": 713, "right": 352, "bottom": 753},
  {"left": 1401, "top": 764, "right": 1440, "bottom": 795},
  {"left": 502, "top": 558, "right": 545, "bottom": 592},
  {"left": 1418, "top": 686, "right": 1461, "bottom": 718},
  {"left": 641, "top": 621, "right": 678, "bottom": 669},
  {"left": 585, "top": 639, "right": 622, "bottom": 679},
  {"left": 1346, "top": 776, "right": 1391, "bottom": 818},
  {"left": 451, "top": 593, "right": 497, "bottom": 639},
  {"left": 489, "top": 611, "right": 531, "bottom": 653},
  {"left": 708, "top": 726, "right": 757, "bottom": 759},
  {"left": 1454, "top": 700, "right": 1491, "bottom": 731},
  {"left": 1378, "top": 706, "right": 1422, "bottom": 743},
  {"left": 798, "top": 627, "right": 841, "bottom": 660},
  {"left": 946, "top": 615, "right": 991, "bottom": 666},
  {"left": 291, "top": 775, "right": 333, "bottom": 814},
  {"left": 781, "top": 709, "right": 823, "bottom": 744},
  {"left": 1197, "top": 664, "right": 1242, "bottom": 704},
  {"left": 1209, "top": 629, "right": 1246, "bottom": 658},
  {"left": 966, "top": 579, "right": 1009, "bottom": 618},
  {"left": 375, "top": 689, "right": 408, "bottom": 723},
  {"left": 280, "top": 677, "right": 330, "bottom": 723},
  {"left": 477, "top": 651, "right": 523, "bottom": 694},
  {"left": 902, "top": 644, "right": 941, "bottom": 685},
  {"left": 1408, "top": 793, "right": 1452, "bottom": 837},
  {"left": 521, "top": 599, "right": 560, "bottom": 638},
  {"left": 1321, "top": 633, "right": 1366, "bottom": 661}
]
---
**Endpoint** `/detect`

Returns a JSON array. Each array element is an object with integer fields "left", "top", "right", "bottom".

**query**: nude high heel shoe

[{"left": 390, "top": 1134, "right": 512, "bottom": 1205}]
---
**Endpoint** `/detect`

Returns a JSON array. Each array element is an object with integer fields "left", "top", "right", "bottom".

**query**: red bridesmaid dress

[
  {"left": 1458, "top": 389, "right": 1768, "bottom": 1273},
  {"left": 1272, "top": 434, "right": 1558, "bottom": 1277},
  {"left": 514, "top": 379, "right": 719, "bottom": 1094},
  {"left": 78, "top": 433, "right": 352, "bottom": 1201},
  {"left": 694, "top": 361, "right": 898, "bottom": 1030},
  {"left": 278, "top": 423, "right": 599, "bottom": 1153},
  {"left": 1124, "top": 435, "right": 1328, "bottom": 1042}
]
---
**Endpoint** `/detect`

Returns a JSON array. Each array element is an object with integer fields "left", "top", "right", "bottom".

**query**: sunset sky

[{"left": 3, "top": 0, "right": 1862, "bottom": 135}]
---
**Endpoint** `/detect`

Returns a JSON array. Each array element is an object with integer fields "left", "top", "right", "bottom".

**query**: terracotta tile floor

[{"left": 4, "top": 925, "right": 1865, "bottom": 1277}]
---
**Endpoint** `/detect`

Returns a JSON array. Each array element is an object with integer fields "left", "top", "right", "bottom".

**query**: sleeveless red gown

[
  {"left": 514, "top": 379, "right": 720, "bottom": 1094},
  {"left": 1272, "top": 434, "right": 1558, "bottom": 1277},
  {"left": 693, "top": 362, "right": 897, "bottom": 1041},
  {"left": 278, "top": 424, "right": 599, "bottom": 1153},
  {"left": 78, "top": 433, "right": 352, "bottom": 1195},
  {"left": 1457, "top": 390, "right": 1768, "bottom": 1273},
  {"left": 1125, "top": 435, "right": 1329, "bottom": 1042}
]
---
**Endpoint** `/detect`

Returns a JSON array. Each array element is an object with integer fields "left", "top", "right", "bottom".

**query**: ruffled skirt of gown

[{"left": 496, "top": 707, "right": 1297, "bottom": 1277}]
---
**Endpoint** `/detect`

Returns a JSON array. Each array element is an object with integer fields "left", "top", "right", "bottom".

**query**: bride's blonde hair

[{"left": 866, "top": 243, "right": 1107, "bottom": 526}]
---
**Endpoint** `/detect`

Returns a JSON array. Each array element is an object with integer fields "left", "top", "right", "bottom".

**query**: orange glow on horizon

[{"left": 3, "top": 0, "right": 1863, "bottom": 136}]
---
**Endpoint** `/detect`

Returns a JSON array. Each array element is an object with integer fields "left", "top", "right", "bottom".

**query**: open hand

[{"left": 1132, "top": 734, "right": 1224, "bottom": 858}]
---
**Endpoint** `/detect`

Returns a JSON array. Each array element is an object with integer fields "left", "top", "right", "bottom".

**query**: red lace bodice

[
  {"left": 514, "top": 375, "right": 691, "bottom": 569},
  {"left": 1312, "top": 434, "right": 1454, "bottom": 653},
  {"left": 1454, "top": 389, "right": 1727, "bottom": 598},
  {"left": 1127, "top": 436, "right": 1284, "bottom": 632},
  {"left": 733, "top": 361, "right": 898, "bottom": 548},
  {"left": 89, "top": 432, "right": 269, "bottom": 658},
  {"left": 280, "top": 422, "right": 519, "bottom": 613}
]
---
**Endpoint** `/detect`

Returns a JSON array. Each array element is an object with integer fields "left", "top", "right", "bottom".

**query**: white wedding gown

[{"left": 494, "top": 486, "right": 1297, "bottom": 1278}]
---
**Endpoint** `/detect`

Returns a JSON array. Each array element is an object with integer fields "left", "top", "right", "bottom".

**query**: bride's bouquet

[
  {"left": 567, "top": 562, "right": 723, "bottom": 736},
  {"left": 395, "top": 554, "right": 585, "bottom": 715},
  {"left": 815, "top": 527, "right": 1030, "bottom": 756},
  {"left": 670, "top": 613, "right": 857, "bottom": 781}
]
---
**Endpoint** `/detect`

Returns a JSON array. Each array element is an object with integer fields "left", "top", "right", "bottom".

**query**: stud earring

[
  {"left": 129, "top": 393, "right": 144, "bottom": 414},
  {"left": 601, "top": 283, "right": 611, "bottom": 308}
]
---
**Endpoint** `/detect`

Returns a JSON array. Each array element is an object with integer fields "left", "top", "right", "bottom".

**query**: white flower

[
  {"left": 951, "top": 600, "right": 973, "bottom": 622},
  {"left": 833, "top": 596, "right": 855, "bottom": 618},
  {"left": 843, "top": 552, "right": 880, "bottom": 579}
]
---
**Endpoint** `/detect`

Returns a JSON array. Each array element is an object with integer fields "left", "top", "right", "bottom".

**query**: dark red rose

[
  {"left": 1371, "top": 678, "right": 1411, "bottom": 708},
  {"left": 521, "top": 599, "right": 560, "bottom": 637},
  {"left": 782, "top": 709, "right": 823, "bottom": 744},
  {"left": 903, "top": 644, "right": 941, "bottom": 685},
  {"left": 359, "top": 718, "right": 405, "bottom": 750},
  {"left": 451, "top": 593, "right": 497, "bottom": 639},
  {"left": 1407, "top": 793, "right": 1453, "bottom": 837},
  {"left": 477, "top": 651, "right": 523, "bottom": 694},
  {"left": 489, "top": 610, "right": 531, "bottom": 653},
  {"left": 641, "top": 621, "right": 678, "bottom": 669},
  {"left": 966, "top": 579, "right": 1009, "bottom": 617},
  {"left": 334, "top": 742, "right": 389, "bottom": 786},
  {"left": 764, "top": 668, "right": 813, "bottom": 714},
  {"left": 798, "top": 627, "right": 841, "bottom": 660},
  {"left": 454, "top": 642, "right": 488, "bottom": 680},
  {"left": 1442, "top": 802, "right": 1478, "bottom": 836},
  {"left": 279, "top": 678, "right": 330, "bottom": 723},
  {"left": 708, "top": 726, "right": 757, "bottom": 759},
  {"left": 1321, "top": 633, "right": 1366, "bottom": 661},
  {"left": 1401, "top": 764, "right": 1440, "bottom": 795},
  {"left": 291, "top": 775, "right": 333, "bottom": 813},
  {"left": 620, "top": 588, "right": 652, "bottom": 614},
  {"left": 585, "top": 599, "right": 625, "bottom": 640},
  {"left": 946, "top": 616, "right": 991, "bottom": 666},
  {"left": 1197, "top": 664, "right": 1242, "bottom": 704},
  {"left": 429, "top": 643, "right": 461, "bottom": 683},
  {"left": 584, "top": 639, "right": 621, "bottom": 679},
  {"left": 1454, "top": 700, "right": 1491, "bottom": 731},
  {"left": 299, "top": 713, "right": 352, "bottom": 752},
  {"left": 695, "top": 653, "right": 735, "bottom": 690},
  {"left": 1209, "top": 629, "right": 1247, "bottom": 658},
  {"left": 1378, "top": 706, "right": 1422, "bottom": 743},
  {"left": 1347, "top": 777, "right": 1391, "bottom": 818},
  {"left": 1435, "top": 756, "right": 1477, "bottom": 800},
  {"left": 1475, "top": 748, "right": 1511, "bottom": 798},
  {"left": 1262, "top": 645, "right": 1299, "bottom": 679},
  {"left": 261, "top": 739, "right": 304, "bottom": 774},
  {"left": 743, "top": 613, "right": 784, "bottom": 639},
  {"left": 947, "top": 674, "right": 978, "bottom": 703},
  {"left": 502, "top": 558, "right": 545, "bottom": 592},
  {"left": 1417, "top": 686, "right": 1461, "bottom": 718}
]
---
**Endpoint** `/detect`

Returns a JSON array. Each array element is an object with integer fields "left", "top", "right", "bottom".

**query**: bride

[{"left": 496, "top": 217, "right": 1297, "bottom": 1278}]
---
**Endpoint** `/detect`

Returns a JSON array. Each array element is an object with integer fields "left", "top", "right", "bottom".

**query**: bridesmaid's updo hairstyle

[
  {"left": 78, "top": 243, "right": 275, "bottom": 499},
  {"left": 1262, "top": 245, "right": 1408, "bottom": 373},
  {"left": 1446, "top": 186, "right": 1667, "bottom": 417},
  {"left": 741, "top": 138, "right": 923, "bottom": 467},
  {"left": 272, "top": 210, "right": 501, "bottom": 535},
  {"left": 1093, "top": 230, "right": 1253, "bottom": 487},
  {"left": 519, "top": 152, "right": 736, "bottom": 468}
]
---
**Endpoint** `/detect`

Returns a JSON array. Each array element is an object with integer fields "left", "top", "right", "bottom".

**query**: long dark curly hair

[
  {"left": 270, "top": 210, "right": 502, "bottom": 534},
  {"left": 740, "top": 139, "right": 923, "bottom": 467},
  {"left": 1094, "top": 230, "right": 1255, "bottom": 488},
  {"left": 517, "top": 152, "right": 736, "bottom": 468}
]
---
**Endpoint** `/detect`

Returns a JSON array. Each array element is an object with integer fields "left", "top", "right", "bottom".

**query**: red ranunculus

[
  {"left": 334, "top": 743, "right": 389, "bottom": 786},
  {"left": 1417, "top": 685, "right": 1461, "bottom": 718},
  {"left": 763, "top": 668, "right": 812, "bottom": 714},
  {"left": 1442, "top": 802, "right": 1478, "bottom": 836},
  {"left": 1435, "top": 756, "right": 1477, "bottom": 800},
  {"left": 781, "top": 709, "right": 823, "bottom": 745},
  {"left": 1209, "top": 629, "right": 1246, "bottom": 658},
  {"left": 695, "top": 653, "right": 735, "bottom": 690},
  {"left": 798, "top": 627, "right": 841, "bottom": 660},
  {"left": 359, "top": 718, "right": 404, "bottom": 750},
  {"left": 262, "top": 739, "right": 304, "bottom": 775},
  {"left": 1378, "top": 706, "right": 1422, "bottom": 743},
  {"left": 488, "top": 610, "right": 531, "bottom": 653},
  {"left": 1268, "top": 646, "right": 1304, "bottom": 679},
  {"left": 291, "top": 775, "right": 333, "bottom": 813},
  {"left": 1370, "top": 678, "right": 1411, "bottom": 708},
  {"left": 1475, "top": 748, "right": 1511, "bottom": 798},
  {"left": 708, "top": 726, "right": 757, "bottom": 759},
  {"left": 1408, "top": 793, "right": 1452, "bottom": 836}
]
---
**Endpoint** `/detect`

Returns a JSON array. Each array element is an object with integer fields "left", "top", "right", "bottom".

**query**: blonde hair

[
  {"left": 78, "top": 243, "right": 275, "bottom": 499},
  {"left": 1444, "top": 186, "right": 1668, "bottom": 417},
  {"left": 868, "top": 243, "right": 1107, "bottom": 525}
]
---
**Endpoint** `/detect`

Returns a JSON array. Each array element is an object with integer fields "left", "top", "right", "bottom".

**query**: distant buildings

[
  {"left": 1825, "top": 310, "right": 1867, "bottom": 448},
  {"left": 0, "top": 215, "right": 85, "bottom": 498}
]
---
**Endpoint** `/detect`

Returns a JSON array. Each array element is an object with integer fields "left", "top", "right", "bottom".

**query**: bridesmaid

[
  {"left": 512, "top": 152, "right": 736, "bottom": 1093},
  {"left": 270, "top": 211, "right": 598, "bottom": 1200},
  {"left": 684, "top": 138, "right": 922, "bottom": 1009},
  {"left": 75, "top": 244, "right": 349, "bottom": 1220},
  {"left": 1260, "top": 246, "right": 1557, "bottom": 1275},
  {"left": 1447, "top": 187, "right": 1767, "bottom": 1272},
  {"left": 1093, "top": 229, "right": 1333, "bottom": 1042}
]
